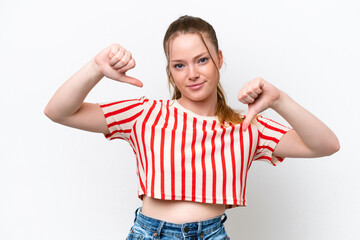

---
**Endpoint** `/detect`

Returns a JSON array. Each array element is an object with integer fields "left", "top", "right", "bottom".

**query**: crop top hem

[{"left": 137, "top": 193, "right": 247, "bottom": 209}]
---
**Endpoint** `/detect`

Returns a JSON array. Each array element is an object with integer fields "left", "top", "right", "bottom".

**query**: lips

[{"left": 187, "top": 82, "right": 205, "bottom": 88}]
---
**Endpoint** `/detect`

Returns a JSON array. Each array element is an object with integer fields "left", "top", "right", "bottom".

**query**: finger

[
  {"left": 108, "top": 45, "right": 120, "bottom": 59},
  {"left": 242, "top": 108, "right": 257, "bottom": 131},
  {"left": 237, "top": 86, "right": 245, "bottom": 102},
  {"left": 248, "top": 79, "right": 264, "bottom": 96},
  {"left": 238, "top": 82, "right": 249, "bottom": 100},
  {"left": 120, "top": 75, "right": 143, "bottom": 88},
  {"left": 246, "top": 84, "right": 259, "bottom": 99},
  {"left": 113, "top": 51, "right": 132, "bottom": 70},
  {"left": 252, "top": 83, "right": 263, "bottom": 95},
  {"left": 118, "top": 58, "right": 136, "bottom": 73},
  {"left": 238, "top": 94, "right": 255, "bottom": 104},
  {"left": 255, "top": 77, "right": 265, "bottom": 89},
  {"left": 109, "top": 48, "right": 125, "bottom": 67}
]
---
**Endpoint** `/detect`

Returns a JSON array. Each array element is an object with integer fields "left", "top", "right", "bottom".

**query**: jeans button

[{"left": 183, "top": 226, "right": 189, "bottom": 233}]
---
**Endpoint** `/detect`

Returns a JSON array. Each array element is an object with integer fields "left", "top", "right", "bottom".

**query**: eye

[
  {"left": 199, "top": 57, "right": 209, "bottom": 63},
  {"left": 174, "top": 64, "right": 184, "bottom": 69}
]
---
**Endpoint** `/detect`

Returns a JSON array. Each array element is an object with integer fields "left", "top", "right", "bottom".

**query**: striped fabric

[{"left": 99, "top": 96, "right": 291, "bottom": 208}]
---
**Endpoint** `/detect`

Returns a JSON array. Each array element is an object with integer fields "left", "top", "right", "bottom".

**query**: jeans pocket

[
  {"left": 126, "top": 227, "right": 145, "bottom": 240},
  {"left": 205, "top": 225, "right": 230, "bottom": 240}
]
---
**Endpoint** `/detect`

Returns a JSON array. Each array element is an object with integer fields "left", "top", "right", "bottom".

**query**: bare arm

[
  {"left": 44, "top": 43, "right": 143, "bottom": 134},
  {"left": 239, "top": 77, "right": 340, "bottom": 158},
  {"left": 271, "top": 91, "right": 339, "bottom": 158}
]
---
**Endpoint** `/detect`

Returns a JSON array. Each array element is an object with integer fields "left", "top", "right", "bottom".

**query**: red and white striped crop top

[{"left": 99, "top": 96, "right": 291, "bottom": 208}]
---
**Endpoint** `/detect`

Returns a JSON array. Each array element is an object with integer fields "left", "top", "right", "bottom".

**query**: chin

[{"left": 187, "top": 95, "right": 212, "bottom": 103}]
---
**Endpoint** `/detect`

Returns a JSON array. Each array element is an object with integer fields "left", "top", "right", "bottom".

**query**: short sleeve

[
  {"left": 253, "top": 116, "right": 292, "bottom": 166},
  {"left": 98, "top": 96, "right": 149, "bottom": 141}
]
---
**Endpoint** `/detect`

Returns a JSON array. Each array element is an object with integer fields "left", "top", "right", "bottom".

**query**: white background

[{"left": 0, "top": 0, "right": 359, "bottom": 239}]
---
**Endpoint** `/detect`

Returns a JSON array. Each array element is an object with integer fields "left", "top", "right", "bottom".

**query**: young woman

[{"left": 44, "top": 15, "right": 339, "bottom": 239}]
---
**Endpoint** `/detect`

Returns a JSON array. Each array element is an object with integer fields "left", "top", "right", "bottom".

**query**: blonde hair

[{"left": 163, "top": 15, "right": 244, "bottom": 127}]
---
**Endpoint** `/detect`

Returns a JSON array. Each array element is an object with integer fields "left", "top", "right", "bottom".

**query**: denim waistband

[{"left": 133, "top": 207, "right": 227, "bottom": 237}]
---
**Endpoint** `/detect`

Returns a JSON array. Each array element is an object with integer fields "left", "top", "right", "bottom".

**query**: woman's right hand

[{"left": 94, "top": 43, "right": 143, "bottom": 87}]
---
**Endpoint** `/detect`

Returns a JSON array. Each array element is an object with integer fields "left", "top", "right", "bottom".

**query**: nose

[{"left": 188, "top": 65, "right": 200, "bottom": 81}]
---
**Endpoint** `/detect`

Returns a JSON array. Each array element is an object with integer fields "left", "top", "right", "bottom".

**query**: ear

[{"left": 217, "top": 50, "right": 223, "bottom": 69}]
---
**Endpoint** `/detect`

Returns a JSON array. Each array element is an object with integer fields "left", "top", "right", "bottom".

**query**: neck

[{"left": 177, "top": 94, "right": 217, "bottom": 117}]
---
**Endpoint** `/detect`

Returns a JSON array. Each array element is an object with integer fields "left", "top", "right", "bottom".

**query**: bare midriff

[{"left": 141, "top": 195, "right": 226, "bottom": 224}]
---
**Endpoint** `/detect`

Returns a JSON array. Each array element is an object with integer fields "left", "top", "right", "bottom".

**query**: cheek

[
  {"left": 171, "top": 71, "right": 185, "bottom": 84},
  {"left": 201, "top": 64, "right": 218, "bottom": 78}
]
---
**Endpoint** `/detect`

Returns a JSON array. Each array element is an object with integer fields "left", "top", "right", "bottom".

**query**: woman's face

[{"left": 168, "top": 33, "right": 223, "bottom": 106}]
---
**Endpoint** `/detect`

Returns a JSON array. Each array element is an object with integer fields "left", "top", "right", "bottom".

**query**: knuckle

[
  {"left": 129, "top": 59, "right": 135, "bottom": 68},
  {"left": 110, "top": 43, "right": 121, "bottom": 52},
  {"left": 125, "top": 52, "right": 132, "bottom": 60},
  {"left": 252, "top": 87, "right": 259, "bottom": 93},
  {"left": 117, "top": 48, "right": 124, "bottom": 55},
  {"left": 120, "top": 58, "right": 128, "bottom": 65}
]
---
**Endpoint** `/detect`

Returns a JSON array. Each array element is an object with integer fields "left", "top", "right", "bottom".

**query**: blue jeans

[{"left": 126, "top": 207, "right": 230, "bottom": 240}]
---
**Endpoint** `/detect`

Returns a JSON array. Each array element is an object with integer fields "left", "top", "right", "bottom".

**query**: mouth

[{"left": 187, "top": 82, "right": 205, "bottom": 89}]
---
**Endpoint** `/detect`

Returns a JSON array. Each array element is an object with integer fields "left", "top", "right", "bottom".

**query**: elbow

[
  {"left": 44, "top": 105, "right": 61, "bottom": 123},
  {"left": 310, "top": 137, "right": 340, "bottom": 158},
  {"left": 330, "top": 138, "right": 340, "bottom": 155},
  {"left": 323, "top": 137, "right": 340, "bottom": 156},
  {"left": 44, "top": 106, "right": 55, "bottom": 121}
]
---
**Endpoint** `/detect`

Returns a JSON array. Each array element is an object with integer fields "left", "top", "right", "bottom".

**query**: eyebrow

[{"left": 170, "top": 51, "right": 209, "bottom": 63}]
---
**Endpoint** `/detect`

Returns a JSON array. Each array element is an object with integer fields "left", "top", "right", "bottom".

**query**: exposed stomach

[{"left": 141, "top": 195, "right": 226, "bottom": 224}]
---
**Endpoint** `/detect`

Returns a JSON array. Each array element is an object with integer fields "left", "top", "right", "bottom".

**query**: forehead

[{"left": 168, "top": 33, "right": 215, "bottom": 59}]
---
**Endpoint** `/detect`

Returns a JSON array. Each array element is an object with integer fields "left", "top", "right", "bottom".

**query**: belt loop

[
  {"left": 221, "top": 213, "right": 227, "bottom": 224},
  {"left": 133, "top": 207, "right": 141, "bottom": 223},
  {"left": 197, "top": 221, "right": 203, "bottom": 235},
  {"left": 154, "top": 221, "right": 164, "bottom": 239}
]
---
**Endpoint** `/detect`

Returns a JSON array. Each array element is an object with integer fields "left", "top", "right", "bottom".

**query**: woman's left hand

[
  {"left": 238, "top": 77, "right": 339, "bottom": 157},
  {"left": 238, "top": 77, "right": 281, "bottom": 131}
]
